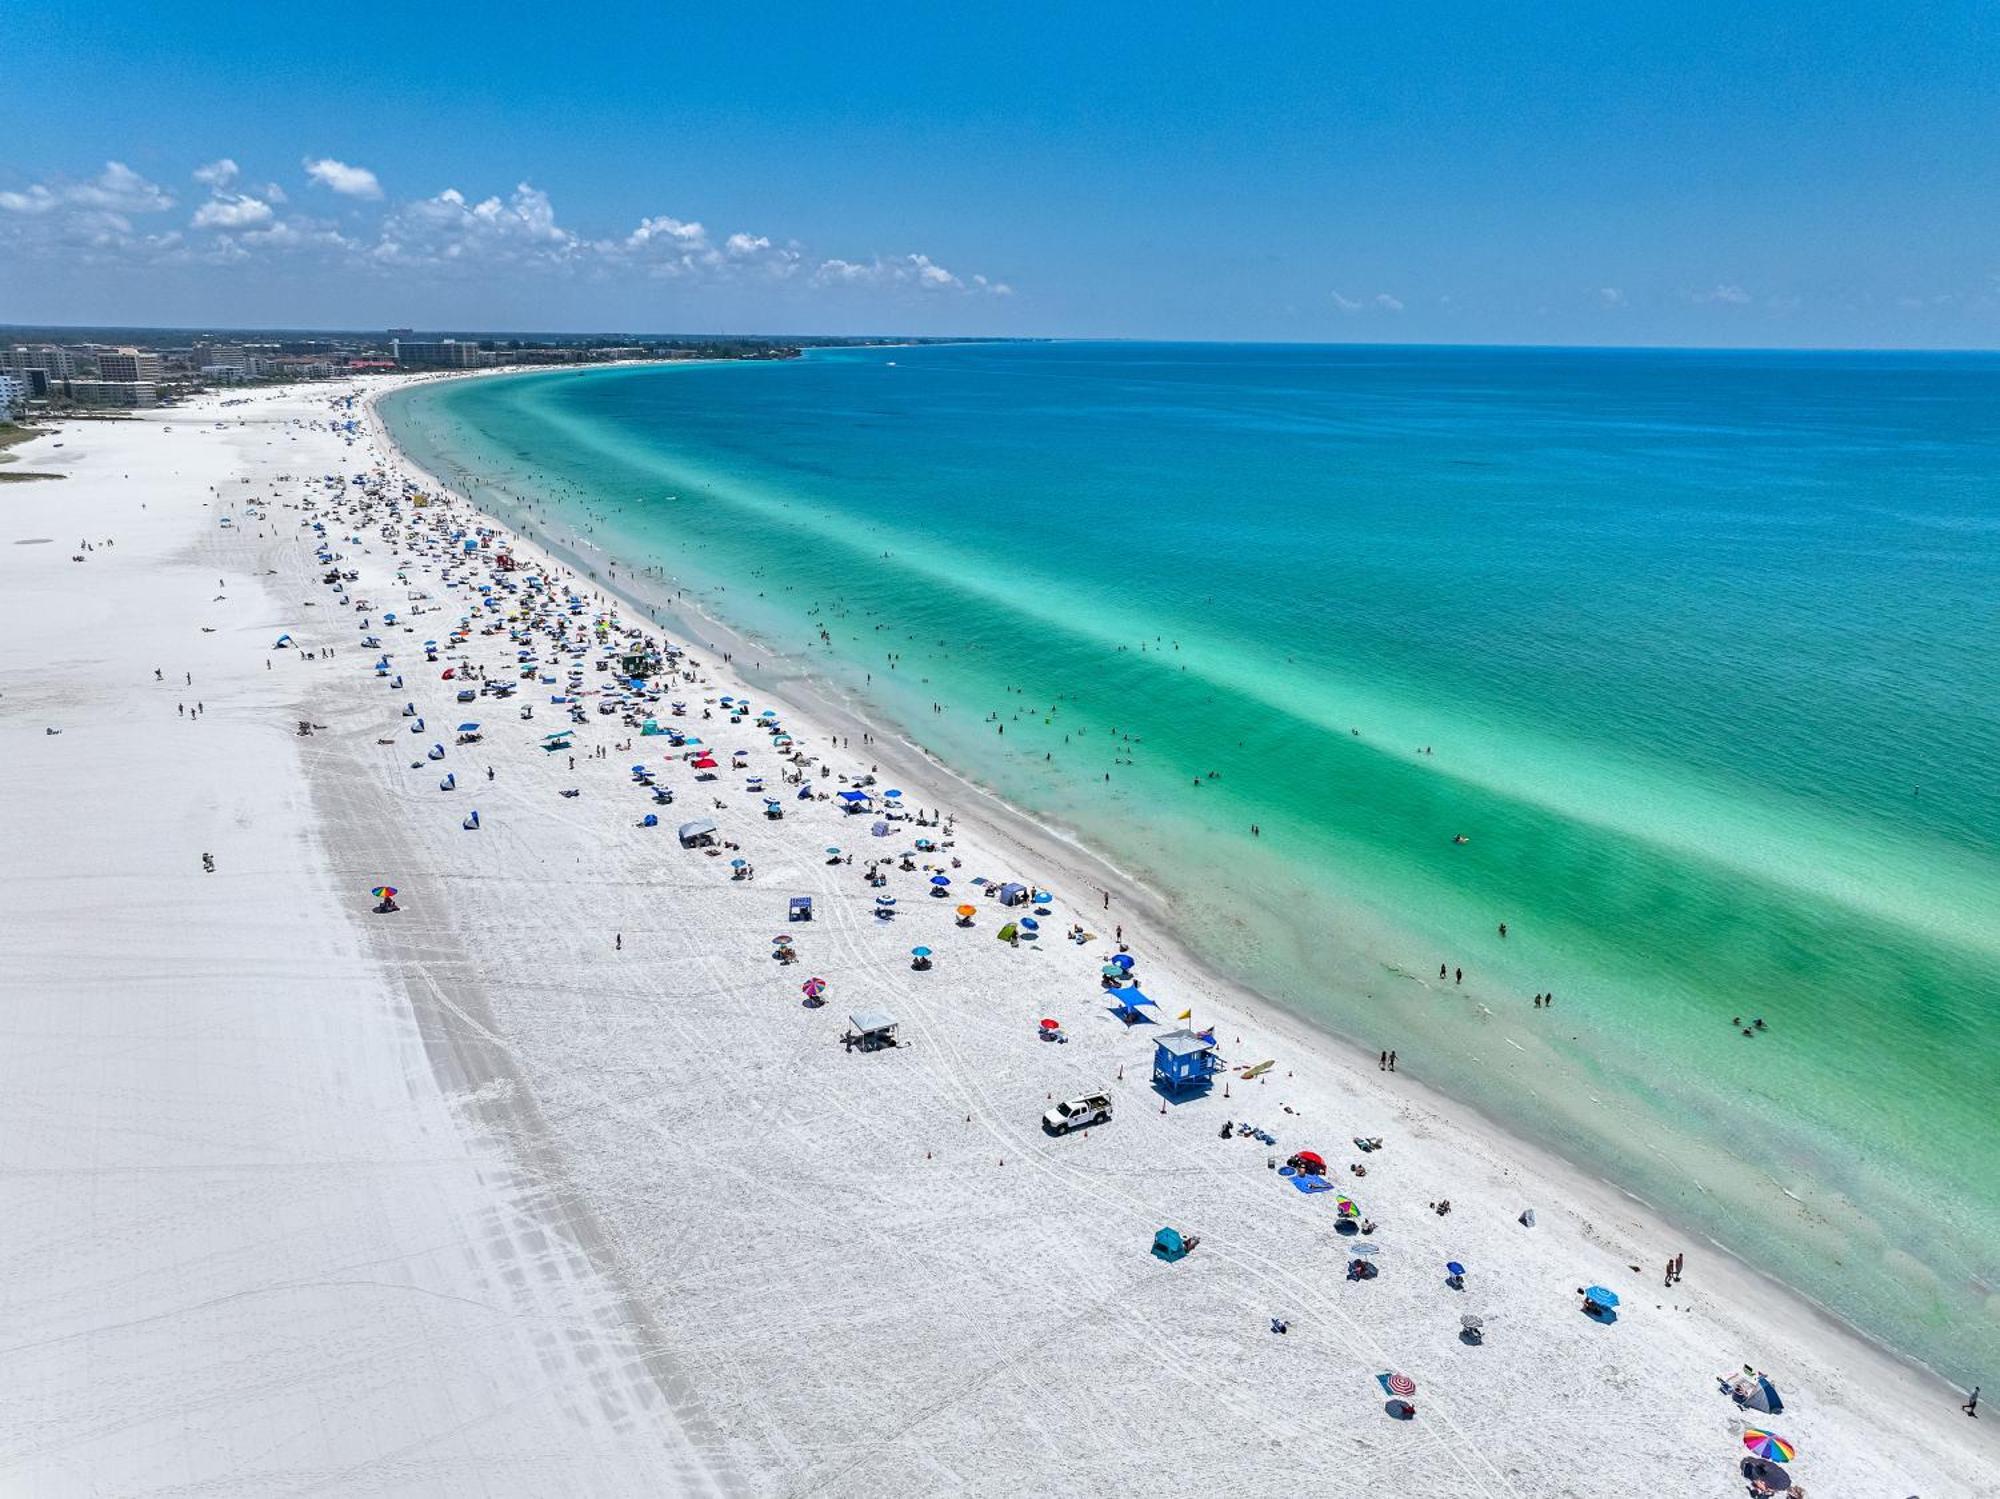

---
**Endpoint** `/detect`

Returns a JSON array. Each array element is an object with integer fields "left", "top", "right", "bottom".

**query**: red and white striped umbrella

[{"left": 1385, "top": 1372, "right": 1417, "bottom": 1398}]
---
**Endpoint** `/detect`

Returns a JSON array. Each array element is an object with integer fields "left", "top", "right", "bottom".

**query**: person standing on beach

[
  {"left": 1388, "top": 1051, "right": 1397, "bottom": 1072},
  {"left": 1964, "top": 1385, "right": 1979, "bottom": 1416},
  {"left": 1379, "top": 1051, "right": 1387, "bottom": 1071}
]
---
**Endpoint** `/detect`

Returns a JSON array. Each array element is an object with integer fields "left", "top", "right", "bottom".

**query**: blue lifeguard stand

[{"left": 1152, "top": 1029, "right": 1222, "bottom": 1094}]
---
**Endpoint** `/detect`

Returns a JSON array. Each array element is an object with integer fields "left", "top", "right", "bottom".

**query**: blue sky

[{"left": 3, "top": 2, "right": 1997, "bottom": 345}]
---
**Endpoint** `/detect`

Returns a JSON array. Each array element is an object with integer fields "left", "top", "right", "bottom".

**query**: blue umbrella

[
  {"left": 1446, "top": 1261, "right": 1466, "bottom": 1277},
  {"left": 884, "top": 788, "right": 903, "bottom": 799},
  {"left": 730, "top": 858, "right": 747, "bottom": 868},
  {"left": 1584, "top": 1285, "right": 1620, "bottom": 1308},
  {"left": 930, "top": 874, "right": 951, "bottom": 887},
  {"left": 1111, "top": 953, "right": 1136, "bottom": 971},
  {"left": 911, "top": 946, "right": 932, "bottom": 958},
  {"left": 1020, "top": 917, "right": 1040, "bottom": 931},
  {"left": 457, "top": 722, "right": 480, "bottom": 732}
]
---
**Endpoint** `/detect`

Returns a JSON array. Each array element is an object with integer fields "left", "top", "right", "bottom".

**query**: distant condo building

[
  {"left": 0, "top": 372, "right": 27, "bottom": 417},
  {"left": 66, "top": 378, "right": 159, "bottom": 408},
  {"left": 6, "top": 344, "right": 79, "bottom": 379},
  {"left": 193, "top": 343, "right": 261, "bottom": 378},
  {"left": 97, "top": 348, "right": 165, "bottom": 383},
  {"left": 391, "top": 338, "right": 496, "bottom": 369}
]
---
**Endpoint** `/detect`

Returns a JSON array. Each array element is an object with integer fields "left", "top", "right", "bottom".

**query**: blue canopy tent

[{"left": 1108, "top": 986, "right": 1158, "bottom": 1024}]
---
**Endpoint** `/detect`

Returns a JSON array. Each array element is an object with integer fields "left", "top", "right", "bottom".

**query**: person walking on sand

[
  {"left": 1379, "top": 1050, "right": 1387, "bottom": 1071},
  {"left": 1388, "top": 1051, "right": 1397, "bottom": 1072},
  {"left": 1964, "top": 1385, "right": 1979, "bottom": 1416},
  {"left": 616, "top": 933, "right": 622, "bottom": 952},
  {"left": 1454, "top": 967, "right": 1462, "bottom": 985}
]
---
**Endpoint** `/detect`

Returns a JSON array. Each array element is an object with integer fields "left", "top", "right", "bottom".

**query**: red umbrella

[
  {"left": 1294, "top": 1150, "right": 1326, "bottom": 1172},
  {"left": 1386, "top": 1371, "right": 1416, "bottom": 1398},
  {"left": 440, "top": 667, "right": 456, "bottom": 679},
  {"left": 1039, "top": 1017, "right": 1061, "bottom": 1031}
]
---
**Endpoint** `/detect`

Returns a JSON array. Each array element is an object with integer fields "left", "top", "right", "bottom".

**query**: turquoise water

[{"left": 382, "top": 343, "right": 2000, "bottom": 1381}]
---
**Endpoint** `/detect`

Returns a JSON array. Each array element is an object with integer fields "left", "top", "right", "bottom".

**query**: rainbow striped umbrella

[
  {"left": 1742, "top": 1430, "right": 1795, "bottom": 1463},
  {"left": 801, "top": 977, "right": 826, "bottom": 998},
  {"left": 371, "top": 886, "right": 397, "bottom": 900}
]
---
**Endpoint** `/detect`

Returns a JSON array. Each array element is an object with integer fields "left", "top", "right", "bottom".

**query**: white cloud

[
  {"left": 374, "top": 183, "right": 577, "bottom": 268},
  {"left": 304, "top": 157, "right": 383, "bottom": 199},
  {"left": 0, "top": 161, "right": 174, "bottom": 218},
  {"left": 1331, "top": 290, "right": 1403, "bottom": 313},
  {"left": 811, "top": 251, "right": 1000, "bottom": 293},
  {"left": 192, "top": 194, "right": 275, "bottom": 230},
  {"left": 1690, "top": 283, "right": 1752, "bottom": 305},
  {"left": 4, "top": 155, "right": 1015, "bottom": 300},
  {"left": 1598, "top": 286, "right": 1626, "bottom": 307}
]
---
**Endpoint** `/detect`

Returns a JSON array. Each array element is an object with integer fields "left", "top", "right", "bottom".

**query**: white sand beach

[{"left": 2, "top": 379, "right": 1992, "bottom": 1498}]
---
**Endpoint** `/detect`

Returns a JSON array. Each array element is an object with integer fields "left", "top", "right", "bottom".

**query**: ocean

[{"left": 380, "top": 341, "right": 2000, "bottom": 1383}]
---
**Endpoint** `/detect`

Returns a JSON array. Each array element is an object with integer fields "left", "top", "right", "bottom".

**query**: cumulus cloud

[
  {"left": 1689, "top": 283, "right": 1752, "bottom": 305},
  {"left": 3, "top": 155, "right": 1013, "bottom": 298},
  {"left": 374, "top": 183, "right": 576, "bottom": 268},
  {"left": 304, "top": 157, "right": 383, "bottom": 199},
  {"left": 0, "top": 161, "right": 175, "bottom": 219},
  {"left": 1598, "top": 286, "right": 1626, "bottom": 307},
  {"left": 1331, "top": 290, "right": 1403, "bottom": 313},
  {"left": 811, "top": 251, "right": 1003, "bottom": 294},
  {"left": 192, "top": 194, "right": 275, "bottom": 231}
]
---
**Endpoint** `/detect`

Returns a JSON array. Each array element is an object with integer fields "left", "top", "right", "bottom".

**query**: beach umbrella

[
  {"left": 1349, "top": 1242, "right": 1379, "bottom": 1257},
  {"left": 1460, "top": 1314, "right": 1484, "bottom": 1332},
  {"left": 1294, "top": 1150, "right": 1326, "bottom": 1172},
  {"left": 1446, "top": 1261, "right": 1466, "bottom": 1278},
  {"left": 883, "top": 788, "right": 902, "bottom": 799},
  {"left": 1111, "top": 953, "right": 1136, "bottom": 971},
  {"left": 801, "top": 977, "right": 826, "bottom": 997},
  {"left": 930, "top": 874, "right": 951, "bottom": 887},
  {"left": 1742, "top": 1431, "right": 1795, "bottom": 1464},
  {"left": 730, "top": 858, "right": 747, "bottom": 868},
  {"left": 1385, "top": 1372, "right": 1416, "bottom": 1398},
  {"left": 1039, "top": 1017, "right": 1061, "bottom": 1032},
  {"left": 1583, "top": 1285, "right": 1620, "bottom": 1308},
  {"left": 1336, "top": 1197, "right": 1360, "bottom": 1218},
  {"left": 1101, "top": 964, "right": 1125, "bottom": 978},
  {"left": 371, "top": 886, "right": 398, "bottom": 900},
  {"left": 772, "top": 936, "right": 793, "bottom": 946},
  {"left": 457, "top": 722, "right": 480, "bottom": 732},
  {"left": 825, "top": 846, "right": 841, "bottom": 855},
  {"left": 911, "top": 946, "right": 932, "bottom": 959},
  {"left": 1020, "top": 917, "right": 1040, "bottom": 931}
]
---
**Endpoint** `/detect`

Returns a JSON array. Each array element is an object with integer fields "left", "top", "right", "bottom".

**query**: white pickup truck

[{"left": 1043, "top": 1092, "right": 1113, "bottom": 1134}]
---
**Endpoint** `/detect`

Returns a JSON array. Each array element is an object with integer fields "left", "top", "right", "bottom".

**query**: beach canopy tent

[
  {"left": 998, "top": 882, "right": 1030, "bottom": 906},
  {"left": 677, "top": 818, "right": 719, "bottom": 848},
  {"left": 1152, "top": 1028, "right": 1223, "bottom": 1092},
  {"left": 789, "top": 896, "right": 813, "bottom": 921},
  {"left": 1109, "top": 986, "right": 1159, "bottom": 1023},
  {"left": 847, "top": 1010, "right": 899, "bottom": 1052},
  {"left": 838, "top": 790, "right": 873, "bottom": 812},
  {"left": 1152, "top": 1227, "right": 1191, "bottom": 1262}
]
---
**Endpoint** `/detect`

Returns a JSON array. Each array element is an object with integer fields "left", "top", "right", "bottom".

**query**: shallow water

[{"left": 382, "top": 342, "right": 2000, "bottom": 1382}]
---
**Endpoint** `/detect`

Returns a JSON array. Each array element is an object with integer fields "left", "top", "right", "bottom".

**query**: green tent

[{"left": 1152, "top": 1227, "right": 1189, "bottom": 1262}]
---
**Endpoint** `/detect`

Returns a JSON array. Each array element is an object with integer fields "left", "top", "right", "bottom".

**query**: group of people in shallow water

[{"left": 1733, "top": 1016, "right": 1770, "bottom": 1037}]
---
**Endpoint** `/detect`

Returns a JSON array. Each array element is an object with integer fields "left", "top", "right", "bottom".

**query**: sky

[{"left": 3, "top": 2, "right": 1998, "bottom": 346}]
